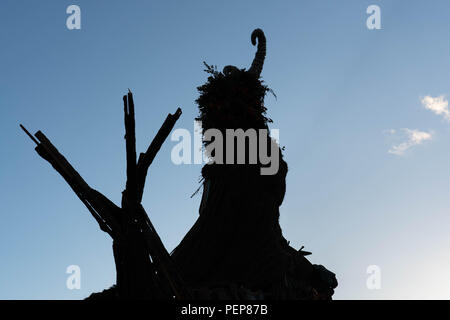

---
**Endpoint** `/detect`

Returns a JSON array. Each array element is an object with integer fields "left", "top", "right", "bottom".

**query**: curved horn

[{"left": 247, "top": 29, "right": 266, "bottom": 77}]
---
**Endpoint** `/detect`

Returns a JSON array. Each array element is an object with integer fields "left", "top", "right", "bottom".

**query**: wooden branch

[
  {"left": 22, "top": 90, "right": 187, "bottom": 299},
  {"left": 136, "top": 204, "right": 191, "bottom": 299},
  {"left": 136, "top": 107, "right": 182, "bottom": 202},
  {"left": 21, "top": 125, "right": 122, "bottom": 240},
  {"left": 34, "top": 130, "right": 90, "bottom": 192},
  {"left": 124, "top": 90, "right": 138, "bottom": 203},
  {"left": 120, "top": 92, "right": 188, "bottom": 298}
]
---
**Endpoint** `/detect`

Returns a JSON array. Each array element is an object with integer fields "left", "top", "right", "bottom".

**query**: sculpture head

[{"left": 196, "top": 29, "right": 273, "bottom": 138}]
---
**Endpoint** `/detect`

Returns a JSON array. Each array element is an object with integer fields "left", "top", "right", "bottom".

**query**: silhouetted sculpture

[
  {"left": 22, "top": 28, "right": 337, "bottom": 300},
  {"left": 172, "top": 29, "right": 337, "bottom": 299}
]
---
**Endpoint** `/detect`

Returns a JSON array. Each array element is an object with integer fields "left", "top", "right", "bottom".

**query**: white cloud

[
  {"left": 421, "top": 95, "right": 450, "bottom": 120},
  {"left": 388, "top": 128, "right": 433, "bottom": 156}
]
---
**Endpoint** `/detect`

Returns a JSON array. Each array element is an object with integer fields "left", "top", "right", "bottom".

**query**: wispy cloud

[
  {"left": 383, "top": 129, "right": 396, "bottom": 135},
  {"left": 421, "top": 95, "right": 450, "bottom": 120},
  {"left": 388, "top": 128, "right": 433, "bottom": 156}
]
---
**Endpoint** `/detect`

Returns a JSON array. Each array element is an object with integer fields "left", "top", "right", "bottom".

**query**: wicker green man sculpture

[{"left": 171, "top": 29, "right": 337, "bottom": 299}]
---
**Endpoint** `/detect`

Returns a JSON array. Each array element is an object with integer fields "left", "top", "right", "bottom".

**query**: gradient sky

[{"left": 2, "top": 0, "right": 450, "bottom": 299}]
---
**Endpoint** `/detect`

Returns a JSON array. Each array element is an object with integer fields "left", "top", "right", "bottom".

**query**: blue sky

[{"left": 2, "top": 0, "right": 450, "bottom": 299}]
